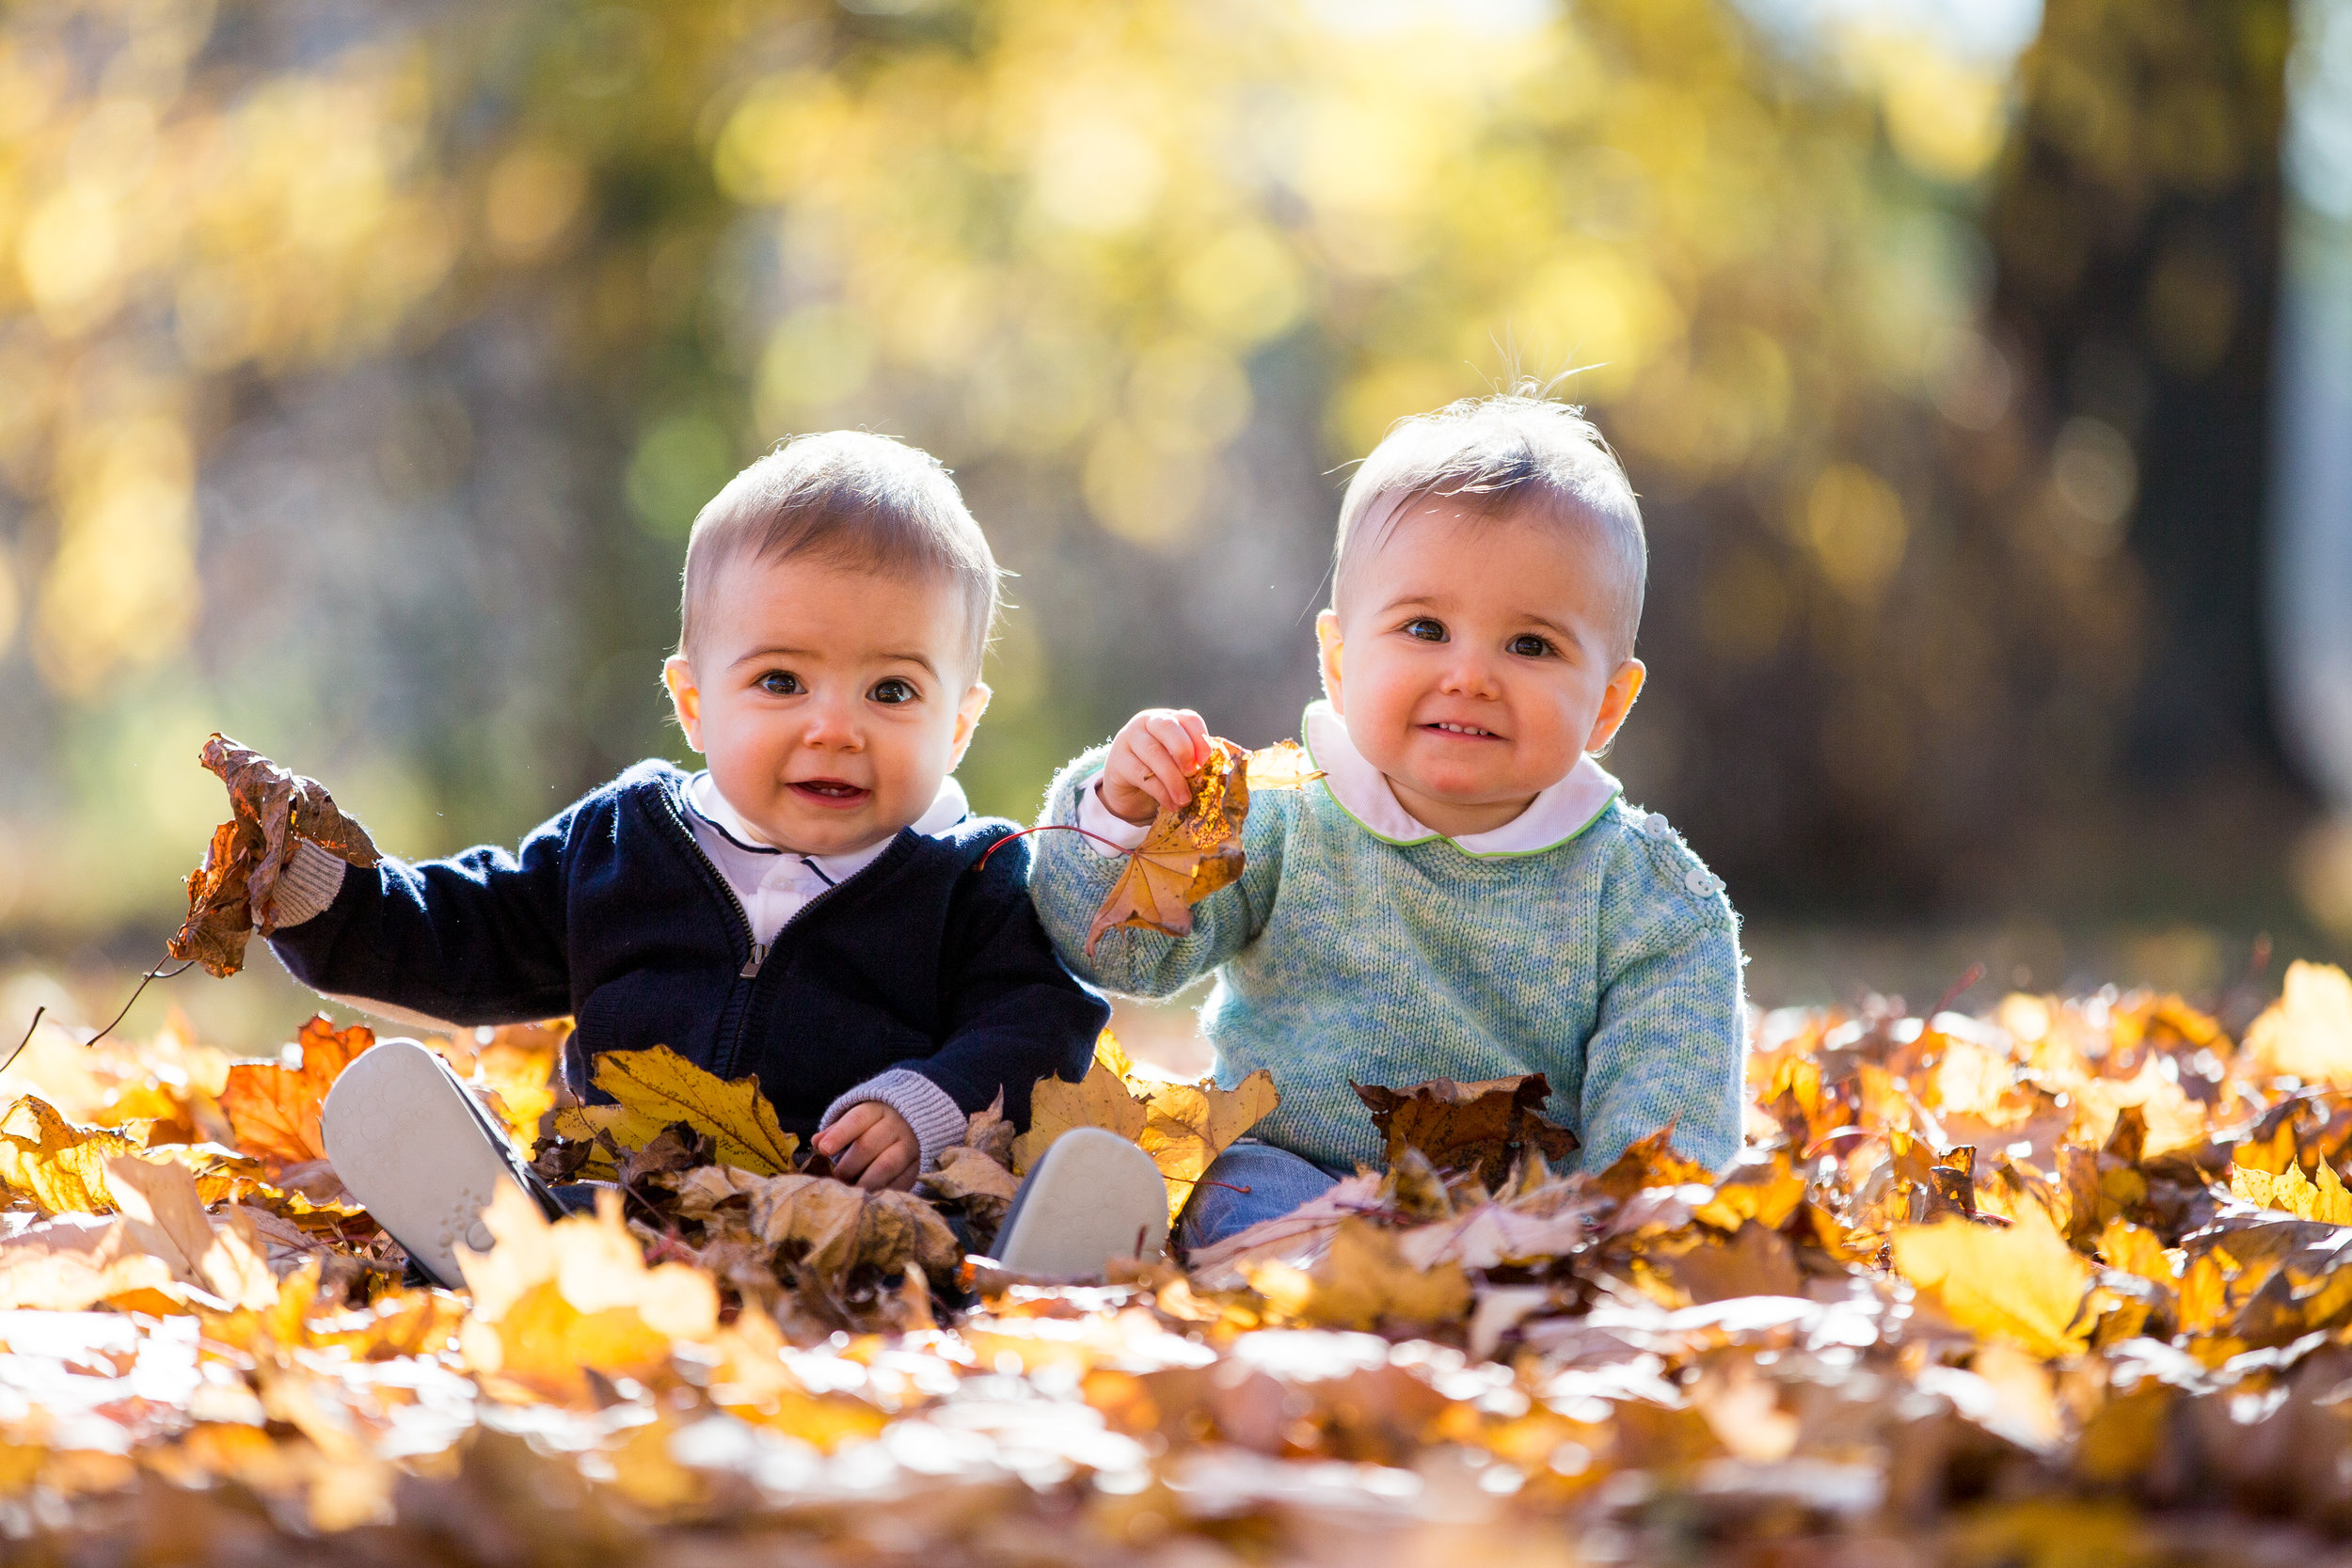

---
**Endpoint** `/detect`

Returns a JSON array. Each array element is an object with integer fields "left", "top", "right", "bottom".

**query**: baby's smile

[
  {"left": 790, "top": 777, "right": 872, "bottom": 807},
  {"left": 1423, "top": 720, "right": 1502, "bottom": 739}
]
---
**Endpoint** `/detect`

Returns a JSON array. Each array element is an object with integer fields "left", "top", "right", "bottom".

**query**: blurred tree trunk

[{"left": 1985, "top": 0, "right": 2292, "bottom": 786}]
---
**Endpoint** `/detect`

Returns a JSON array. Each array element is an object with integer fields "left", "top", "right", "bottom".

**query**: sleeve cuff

[
  {"left": 265, "top": 839, "right": 348, "bottom": 930},
  {"left": 819, "top": 1068, "right": 970, "bottom": 1173},
  {"left": 1075, "top": 782, "right": 1152, "bottom": 855}
]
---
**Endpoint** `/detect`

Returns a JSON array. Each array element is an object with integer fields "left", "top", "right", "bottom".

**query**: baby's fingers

[
  {"left": 1172, "top": 710, "right": 1212, "bottom": 768},
  {"left": 1136, "top": 722, "right": 1198, "bottom": 811},
  {"left": 815, "top": 1102, "right": 882, "bottom": 1162}
]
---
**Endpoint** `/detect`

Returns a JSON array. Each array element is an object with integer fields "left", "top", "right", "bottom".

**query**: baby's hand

[
  {"left": 1098, "top": 708, "right": 1212, "bottom": 825},
  {"left": 815, "top": 1103, "right": 920, "bottom": 1192}
]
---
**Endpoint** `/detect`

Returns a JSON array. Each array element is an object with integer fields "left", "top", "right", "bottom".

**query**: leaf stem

[
  {"left": 0, "top": 1006, "right": 43, "bottom": 1080},
  {"left": 974, "top": 822, "right": 1142, "bottom": 873},
  {"left": 86, "top": 959, "right": 198, "bottom": 1052}
]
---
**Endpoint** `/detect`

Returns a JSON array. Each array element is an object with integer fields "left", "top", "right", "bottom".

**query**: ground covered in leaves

[{"left": 14, "top": 966, "right": 2352, "bottom": 1565}]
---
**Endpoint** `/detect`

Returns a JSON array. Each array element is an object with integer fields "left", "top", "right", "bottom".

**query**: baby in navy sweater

[{"left": 266, "top": 433, "right": 1167, "bottom": 1284}]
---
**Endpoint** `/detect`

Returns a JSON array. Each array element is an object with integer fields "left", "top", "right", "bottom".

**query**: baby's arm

[
  {"left": 1574, "top": 832, "right": 1746, "bottom": 1174},
  {"left": 819, "top": 831, "right": 1108, "bottom": 1187},
  {"left": 1027, "top": 709, "right": 1284, "bottom": 997},
  {"left": 266, "top": 800, "right": 583, "bottom": 1027}
]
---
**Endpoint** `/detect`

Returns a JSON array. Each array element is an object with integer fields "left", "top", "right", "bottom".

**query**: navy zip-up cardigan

[{"left": 267, "top": 760, "right": 1105, "bottom": 1135}]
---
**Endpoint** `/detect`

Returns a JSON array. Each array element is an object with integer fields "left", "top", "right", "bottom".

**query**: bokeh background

[{"left": 4, "top": 0, "right": 2351, "bottom": 1051}]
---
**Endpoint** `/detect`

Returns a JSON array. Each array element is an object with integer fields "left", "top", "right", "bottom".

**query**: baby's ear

[
  {"left": 1585, "top": 658, "right": 1647, "bottom": 754},
  {"left": 662, "top": 655, "right": 705, "bottom": 752},
  {"left": 950, "top": 680, "right": 993, "bottom": 765},
  {"left": 1315, "top": 610, "right": 1344, "bottom": 713}
]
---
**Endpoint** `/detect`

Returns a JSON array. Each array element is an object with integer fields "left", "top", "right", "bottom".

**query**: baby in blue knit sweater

[{"left": 1026, "top": 390, "right": 1747, "bottom": 1249}]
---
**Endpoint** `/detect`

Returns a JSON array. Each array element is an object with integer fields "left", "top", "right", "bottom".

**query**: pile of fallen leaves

[{"left": 16, "top": 966, "right": 2352, "bottom": 1565}]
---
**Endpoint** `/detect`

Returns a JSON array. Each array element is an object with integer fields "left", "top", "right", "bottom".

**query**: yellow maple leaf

[
  {"left": 2244, "top": 961, "right": 2352, "bottom": 1086},
  {"left": 549, "top": 1044, "right": 799, "bottom": 1179},
  {"left": 458, "top": 1182, "right": 720, "bottom": 1404},
  {"left": 0, "top": 1095, "right": 144, "bottom": 1213},
  {"left": 1013, "top": 1033, "right": 1278, "bottom": 1223},
  {"left": 1890, "top": 1204, "right": 2093, "bottom": 1361},
  {"left": 1012, "top": 1036, "right": 1149, "bottom": 1175},
  {"left": 2228, "top": 1155, "right": 2352, "bottom": 1225},
  {"left": 1245, "top": 1218, "right": 1472, "bottom": 1330}
]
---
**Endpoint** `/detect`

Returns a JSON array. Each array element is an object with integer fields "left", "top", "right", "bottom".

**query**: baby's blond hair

[
  {"left": 679, "top": 431, "right": 1001, "bottom": 678},
  {"left": 1332, "top": 390, "right": 1646, "bottom": 663}
]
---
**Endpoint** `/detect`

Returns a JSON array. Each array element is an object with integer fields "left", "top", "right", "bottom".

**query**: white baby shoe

[
  {"left": 992, "top": 1126, "right": 1169, "bottom": 1279},
  {"left": 321, "top": 1037, "right": 553, "bottom": 1288}
]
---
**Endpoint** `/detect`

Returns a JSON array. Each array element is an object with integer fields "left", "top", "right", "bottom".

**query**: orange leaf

[{"left": 220, "top": 1017, "right": 376, "bottom": 1165}]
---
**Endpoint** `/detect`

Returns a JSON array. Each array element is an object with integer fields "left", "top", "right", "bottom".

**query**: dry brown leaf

[
  {"left": 548, "top": 1044, "right": 799, "bottom": 1180},
  {"left": 452, "top": 1021, "right": 567, "bottom": 1147},
  {"left": 219, "top": 1017, "right": 376, "bottom": 1166},
  {"left": 1592, "top": 1126, "right": 1721, "bottom": 1199},
  {"left": 167, "top": 734, "right": 382, "bottom": 977},
  {"left": 964, "top": 1088, "right": 1015, "bottom": 1166},
  {"left": 918, "top": 1145, "right": 1021, "bottom": 1234},
  {"left": 702, "top": 1306, "right": 894, "bottom": 1448},
  {"left": 744, "top": 1171, "right": 961, "bottom": 1279},
  {"left": 1352, "top": 1073, "right": 1580, "bottom": 1190}
]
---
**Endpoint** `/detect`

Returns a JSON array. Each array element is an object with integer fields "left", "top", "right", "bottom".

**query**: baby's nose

[
  {"left": 800, "top": 700, "right": 863, "bottom": 744},
  {"left": 1440, "top": 655, "right": 1503, "bottom": 697}
]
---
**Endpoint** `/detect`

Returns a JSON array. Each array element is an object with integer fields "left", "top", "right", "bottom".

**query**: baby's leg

[
  {"left": 320, "top": 1037, "right": 561, "bottom": 1287},
  {"left": 1177, "top": 1138, "right": 1343, "bottom": 1252}
]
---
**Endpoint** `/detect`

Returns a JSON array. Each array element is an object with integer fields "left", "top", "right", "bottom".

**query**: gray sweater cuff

[
  {"left": 818, "top": 1068, "right": 969, "bottom": 1173},
  {"left": 266, "top": 839, "right": 349, "bottom": 929}
]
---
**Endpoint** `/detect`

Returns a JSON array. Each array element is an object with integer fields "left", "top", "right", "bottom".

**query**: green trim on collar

[{"left": 1299, "top": 703, "right": 1623, "bottom": 860}]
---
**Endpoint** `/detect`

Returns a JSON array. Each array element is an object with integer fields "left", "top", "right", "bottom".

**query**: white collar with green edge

[{"left": 1300, "top": 699, "right": 1623, "bottom": 857}]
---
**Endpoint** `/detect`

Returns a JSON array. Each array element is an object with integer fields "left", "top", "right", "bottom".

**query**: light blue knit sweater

[{"left": 1027, "top": 705, "right": 1747, "bottom": 1178}]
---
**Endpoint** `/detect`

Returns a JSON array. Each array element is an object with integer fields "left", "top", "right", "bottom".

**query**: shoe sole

[
  {"left": 993, "top": 1126, "right": 1169, "bottom": 1279},
  {"left": 320, "top": 1037, "right": 534, "bottom": 1289}
]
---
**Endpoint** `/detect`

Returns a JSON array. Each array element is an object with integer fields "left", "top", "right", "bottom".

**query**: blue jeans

[{"left": 1177, "top": 1139, "right": 1346, "bottom": 1252}]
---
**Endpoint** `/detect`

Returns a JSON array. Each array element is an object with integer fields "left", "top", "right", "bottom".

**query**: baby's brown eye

[
  {"left": 1509, "top": 634, "right": 1553, "bottom": 658},
  {"left": 758, "top": 671, "right": 803, "bottom": 696},
  {"left": 870, "top": 678, "right": 918, "bottom": 705},
  {"left": 1405, "top": 618, "right": 1446, "bottom": 642}
]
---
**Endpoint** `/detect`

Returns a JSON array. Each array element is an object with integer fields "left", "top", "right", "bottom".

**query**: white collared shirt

[
  {"left": 1076, "top": 699, "right": 1620, "bottom": 856},
  {"left": 685, "top": 771, "right": 970, "bottom": 944}
]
